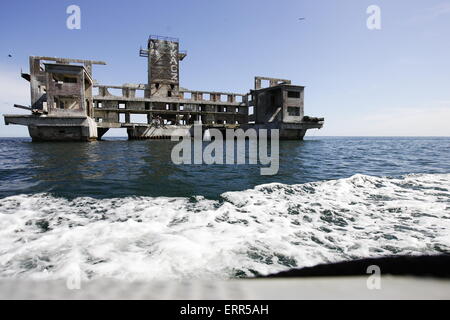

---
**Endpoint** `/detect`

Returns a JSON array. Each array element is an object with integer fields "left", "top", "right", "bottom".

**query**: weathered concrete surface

[
  {"left": 241, "top": 121, "right": 323, "bottom": 140},
  {"left": 127, "top": 124, "right": 193, "bottom": 140},
  {"left": 4, "top": 115, "right": 98, "bottom": 141},
  {"left": 3, "top": 36, "right": 324, "bottom": 141}
]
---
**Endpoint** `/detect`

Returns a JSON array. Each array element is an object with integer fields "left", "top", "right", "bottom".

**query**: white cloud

[
  {"left": 407, "top": 2, "right": 450, "bottom": 24},
  {"left": 428, "top": 2, "right": 450, "bottom": 19}
]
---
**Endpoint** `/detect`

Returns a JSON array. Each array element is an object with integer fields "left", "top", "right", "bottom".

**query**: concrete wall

[
  {"left": 127, "top": 125, "right": 192, "bottom": 139},
  {"left": 5, "top": 115, "right": 98, "bottom": 142},
  {"left": 282, "top": 86, "right": 305, "bottom": 124},
  {"left": 4, "top": 47, "right": 323, "bottom": 142},
  {"left": 253, "top": 84, "right": 305, "bottom": 125}
]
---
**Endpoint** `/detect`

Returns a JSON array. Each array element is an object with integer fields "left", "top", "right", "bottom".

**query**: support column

[{"left": 255, "top": 78, "right": 261, "bottom": 90}]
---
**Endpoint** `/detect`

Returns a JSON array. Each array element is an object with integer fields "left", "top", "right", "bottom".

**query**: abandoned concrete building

[{"left": 4, "top": 35, "right": 324, "bottom": 141}]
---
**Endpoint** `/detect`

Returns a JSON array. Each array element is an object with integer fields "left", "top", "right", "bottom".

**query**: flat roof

[
  {"left": 44, "top": 63, "right": 94, "bottom": 83},
  {"left": 252, "top": 83, "right": 305, "bottom": 93}
]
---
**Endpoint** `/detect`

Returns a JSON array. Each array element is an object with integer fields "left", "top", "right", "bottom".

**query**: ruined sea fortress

[{"left": 4, "top": 35, "right": 324, "bottom": 141}]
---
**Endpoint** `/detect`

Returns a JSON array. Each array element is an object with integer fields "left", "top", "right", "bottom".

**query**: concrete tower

[{"left": 140, "top": 35, "right": 187, "bottom": 99}]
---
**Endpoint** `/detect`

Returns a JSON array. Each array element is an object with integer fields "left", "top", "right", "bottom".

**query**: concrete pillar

[
  {"left": 85, "top": 63, "right": 92, "bottom": 75},
  {"left": 255, "top": 78, "right": 261, "bottom": 90}
]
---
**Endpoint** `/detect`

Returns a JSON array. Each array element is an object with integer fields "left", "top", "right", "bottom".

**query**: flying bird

[
  {"left": 298, "top": 18, "right": 306, "bottom": 21},
  {"left": 8, "top": 54, "right": 12, "bottom": 58}
]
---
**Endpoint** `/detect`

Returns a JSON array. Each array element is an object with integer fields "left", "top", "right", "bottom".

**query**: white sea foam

[{"left": 0, "top": 173, "right": 449, "bottom": 282}]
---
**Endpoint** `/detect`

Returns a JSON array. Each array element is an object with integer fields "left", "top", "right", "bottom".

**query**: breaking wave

[{"left": 0, "top": 173, "right": 449, "bottom": 282}]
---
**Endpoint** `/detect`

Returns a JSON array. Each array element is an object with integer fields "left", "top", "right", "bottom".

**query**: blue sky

[{"left": 1, "top": 0, "right": 449, "bottom": 136}]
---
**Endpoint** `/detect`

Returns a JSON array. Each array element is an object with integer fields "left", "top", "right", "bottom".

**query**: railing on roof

[
  {"left": 148, "top": 35, "right": 179, "bottom": 42},
  {"left": 139, "top": 47, "right": 149, "bottom": 57}
]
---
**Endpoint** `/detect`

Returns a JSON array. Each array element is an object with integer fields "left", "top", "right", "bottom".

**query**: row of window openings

[
  {"left": 287, "top": 106, "right": 301, "bottom": 117},
  {"left": 94, "top": 86, "right": 245, "bottom": 103},
  {"left": 93, "top": 88, "right": 145, "bottom": 98},
  {"left": 257, "top": 79, "right": 289, "bottom": 88},
  {"left": 52, "top": 76, "right": 78, "bottom": 84},
  {"left": 245, "top": 91, "right": 300, "bottom": 103},
  {"left": 44, "top": 99, "right": 80, "bottom": 110},
  {"left": 92, "top": 88, "right": 298, "bottom": 101},
  {"left": 287, "top": 91, "right": 301, "bottom": 99},
  {"left": 183, "top": 93, "right": 244, "bottom": 103},
  {"left": 107, "top": 114, "right": 241, "bottom": 125},
  {"left": 269, "top": 91, "right": 300, "bottom": 102},
  {"left": 156, "top": 84, "right": 245, "bottom": 102},
  {"left": 97, "top": 103, "right": 240, "bottom": 113}
]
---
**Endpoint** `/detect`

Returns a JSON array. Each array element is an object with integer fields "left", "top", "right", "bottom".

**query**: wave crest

[{"left": 0, "top": 173, "right": 449, "bottom": 281}]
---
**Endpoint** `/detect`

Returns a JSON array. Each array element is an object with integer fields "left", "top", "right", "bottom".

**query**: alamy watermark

[
  {"left": 66, "top": 5, "right": 81, "bottom": 30},
  {"left": 66, "top": 263, "right": 82, "bottom": 290},
  {"left": 367, "top": 5, "right": 381, "bottom": 30},
  {"left": 170, "top": 125, "right": 280, "bottom": 176},
  {"left": 366, "top": 265, "right": 381, "bottom": 290}
]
